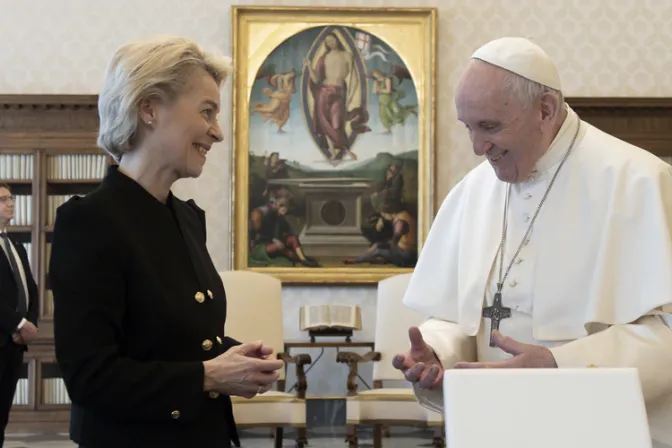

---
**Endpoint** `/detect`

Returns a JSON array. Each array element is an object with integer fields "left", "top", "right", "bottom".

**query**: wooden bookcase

[
  {"left": 1, "top": 94, "right": 112, "bottom": 430},
  {"left": 1, "top": 94, "right": 671, "bottom": 431},
  {"left": 567, "top": 97, "right": 672, "bottom": 162}
]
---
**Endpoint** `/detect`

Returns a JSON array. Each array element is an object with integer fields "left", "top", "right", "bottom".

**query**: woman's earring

[{"left": 146, "top": 121, "right": 153, "bottom": 126}]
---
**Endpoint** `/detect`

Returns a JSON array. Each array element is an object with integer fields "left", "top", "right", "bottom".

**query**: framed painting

[{"left": 231, "top": 6, "right": 437, "bottom": 284}]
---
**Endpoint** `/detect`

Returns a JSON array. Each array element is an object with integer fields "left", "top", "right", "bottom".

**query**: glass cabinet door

[
  {"left": 38, "top": 360, "right": 71, "bottom": 408},
  {"left": 11, "top": 360, "right": 32, "bottom": 409}
]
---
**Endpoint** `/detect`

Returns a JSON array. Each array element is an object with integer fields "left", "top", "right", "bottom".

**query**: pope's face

[{"left": 455, "top": 61, "right": 548, "bottom": 184}]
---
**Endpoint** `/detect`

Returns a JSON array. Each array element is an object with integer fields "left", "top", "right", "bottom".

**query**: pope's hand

[
  {"left": 392, "top": 327, "right": 443, "bottom": 389},
  {"left": 454, "top": 331, "right": 557, "bottom": 369}
]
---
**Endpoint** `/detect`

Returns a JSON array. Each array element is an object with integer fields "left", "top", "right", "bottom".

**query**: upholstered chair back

[
  {"left": 372, "top": 273, "right": 428, "bottom": 382},
  {"left": 219, "top": 270, "right": 286, "bottom": 381}
]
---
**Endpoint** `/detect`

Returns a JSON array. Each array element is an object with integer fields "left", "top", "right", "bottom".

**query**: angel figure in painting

[
  {"left": 303, "top": 30, "right": 370, "bottom": 162},
  {"left": 371, "top": 68, "right": 418, "bottom": 134},
  {"left": 250, "top": 68, "right": 297, "bottom": 132}
]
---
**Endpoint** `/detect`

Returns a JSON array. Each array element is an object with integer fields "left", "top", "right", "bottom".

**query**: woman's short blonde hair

[{"left": 97, "top": 35, "right": 232, "bottom": 161}]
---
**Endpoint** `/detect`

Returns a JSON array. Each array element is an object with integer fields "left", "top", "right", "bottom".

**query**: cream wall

[{"left": 2, "top": 0, "right": 671, "bottom": 396}]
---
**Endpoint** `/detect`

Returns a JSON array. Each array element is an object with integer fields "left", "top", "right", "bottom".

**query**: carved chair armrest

[
  {"left": 336, "top": 351, "right": 381, "bottom": 395},
  {"left": 278, "top": 352, "right": 312, "bottom": 366},
  {"left": 278, "top": 352, "right": 312, "bottom": 399},
  {"left": 336, "top": 350, "right": 381, "bottom": 364}
]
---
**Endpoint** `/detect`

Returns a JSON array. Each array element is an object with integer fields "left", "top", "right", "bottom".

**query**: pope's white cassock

[{"left": 403, "top": 53, "right": 672, "bottom": 448}]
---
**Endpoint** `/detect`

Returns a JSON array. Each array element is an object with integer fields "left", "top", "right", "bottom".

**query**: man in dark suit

[{"left": 0, "top": 182, "right": 39, "bottom": 445}]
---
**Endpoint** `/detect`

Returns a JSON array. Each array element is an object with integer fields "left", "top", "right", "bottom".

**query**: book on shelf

[
  {"left": 42, "top": 378, "right": 71, "bottom": 405},
  {"left": 47, "top": 154, "right": 107, "bottom": 180},
  {"left": 44, "top": 289, "right": 54, "bottom": 316},
  {"left": 12, "top": 378, "right": 29, "bottom": 406},
  {"left": 299, "top": 304, "right": 362, "bottom": 331},
  {"left": 0, "top": 154, "right": 34, "bottom": 180},
  {"left": 46, "top": 195, "right": 75, "bottom": 226}
]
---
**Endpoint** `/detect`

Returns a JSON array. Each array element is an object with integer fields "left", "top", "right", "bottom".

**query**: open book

[{"left": 299, "top": 304, "right": 362, "bottom": 331}]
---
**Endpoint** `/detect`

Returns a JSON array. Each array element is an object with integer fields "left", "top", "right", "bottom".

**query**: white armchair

[
  {"left": 219, "top": 270, "right": 311, "bottom": 448},
  {"left": 337, "top": 273, "right": 444, "bottom": 448}
]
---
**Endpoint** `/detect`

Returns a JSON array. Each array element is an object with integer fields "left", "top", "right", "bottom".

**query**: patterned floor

[{"left": 4, "top": 427, "right": 438, "bottom": 447}]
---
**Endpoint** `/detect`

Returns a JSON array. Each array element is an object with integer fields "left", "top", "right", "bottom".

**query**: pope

[{"left": 392, "top": 37, "right": 672, "bottom": 447}]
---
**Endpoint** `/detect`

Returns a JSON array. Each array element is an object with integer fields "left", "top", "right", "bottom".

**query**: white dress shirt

[{"left": 0, "top": 228, "right": 30, "bottom": 329}]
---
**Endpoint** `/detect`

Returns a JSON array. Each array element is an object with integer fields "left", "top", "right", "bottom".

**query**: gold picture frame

[{"left": 231, "top": 6, "right": 437, "bottom": 284}]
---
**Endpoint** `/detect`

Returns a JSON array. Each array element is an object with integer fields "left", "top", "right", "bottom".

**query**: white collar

[{"left": 530, "top": 104, "right": 580, "bottom": 177}]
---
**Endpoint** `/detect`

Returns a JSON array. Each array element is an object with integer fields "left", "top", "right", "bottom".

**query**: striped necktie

[{"left": 0, "top": 232, "right": 28, "bottom": 316}]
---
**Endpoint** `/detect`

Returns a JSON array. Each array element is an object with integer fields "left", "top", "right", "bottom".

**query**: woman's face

[{"left": 148, "top": 68, "right": 224, "bottom": 179}]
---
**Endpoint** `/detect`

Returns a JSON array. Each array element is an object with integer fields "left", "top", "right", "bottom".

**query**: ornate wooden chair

[
  {"left": 337, "top": 273, "right": 444, "bottom": 448},
  {"left": 219, "top": 270, "right": 311, "bottom": 448}
]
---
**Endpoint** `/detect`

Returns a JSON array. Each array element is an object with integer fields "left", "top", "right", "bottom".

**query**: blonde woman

[{"left": 50, "top": 35, "right": 284, "bottom": 448}]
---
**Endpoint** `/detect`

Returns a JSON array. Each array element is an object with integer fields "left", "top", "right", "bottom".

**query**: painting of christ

[
  {"left": 232, "top": 7, "right": 436, "bottom": 283},
  {"left": 302, "top": 27, "right": 371, "bottom": 162}
]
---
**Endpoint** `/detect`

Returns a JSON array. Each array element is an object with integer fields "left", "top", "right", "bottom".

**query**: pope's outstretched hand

[
  {"left": 392, "top": 327, "right": 443, "bottom": 389},
  {"left": 454, "top": 331, "right": 557, "bottom": 369}
]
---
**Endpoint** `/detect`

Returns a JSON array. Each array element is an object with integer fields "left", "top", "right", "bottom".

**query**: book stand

[{"left": 308, "top": 328, "right": 353, "bottom": 343}]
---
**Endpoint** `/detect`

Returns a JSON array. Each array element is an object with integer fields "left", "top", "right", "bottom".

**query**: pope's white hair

[
  {"left": 472, "top": 58, "right": 563, "bottom": 110},
  {"left": 500, "top": 67, "right": 563, "bottom": 110},
  {"left": 97, "top": 35, "right": 232, "bottom": 161}
]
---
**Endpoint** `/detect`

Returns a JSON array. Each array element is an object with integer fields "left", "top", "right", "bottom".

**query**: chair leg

[
  {"left": 432, "top": 426, "right": 445, "bottom": 448},
  {"left": 274, "top": 427, "right": 284, "bottom": 448},
  {"left": 346, "top": 424, "right": 358, "bottom": 448},
  {"left": 296, "top": 426, "right": 308, "bottom": 447},
  {"left": 373, "top": 424, "right": 383, "bottom": 448}
]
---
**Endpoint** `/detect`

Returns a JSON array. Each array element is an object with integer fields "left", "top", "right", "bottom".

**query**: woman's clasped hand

[{"left": 203, "top": 341, "right": 285, "bottom": 399}]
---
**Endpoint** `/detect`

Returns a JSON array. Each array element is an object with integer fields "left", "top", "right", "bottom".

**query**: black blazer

[
  {"left": 0, "top": 234, "right": 39, "bottom": 349},
  {"left": 50, "top": 166, "right": 240, "bottom": 448}
]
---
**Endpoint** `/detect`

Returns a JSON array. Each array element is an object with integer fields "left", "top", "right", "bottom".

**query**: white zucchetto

[{"left": 471, "top": 37, "right": 562, "bottom": 91}]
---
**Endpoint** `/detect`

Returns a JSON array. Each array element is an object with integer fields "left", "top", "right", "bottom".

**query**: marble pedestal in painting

[{"left": 268, "top": 178, "right": 373, "bottom": 258}]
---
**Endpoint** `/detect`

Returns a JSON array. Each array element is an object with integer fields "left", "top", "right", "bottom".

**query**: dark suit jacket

[
  {"left": 50, "top": 166, "right": 240, "bottom": 448},
  {"left": 0, "top": 233, "right": 39, "bottom": 349}
]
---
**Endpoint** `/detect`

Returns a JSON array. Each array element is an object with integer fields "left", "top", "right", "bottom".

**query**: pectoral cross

[{"left": 482, "top": 285, "right": 511, "bottom": 347}]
